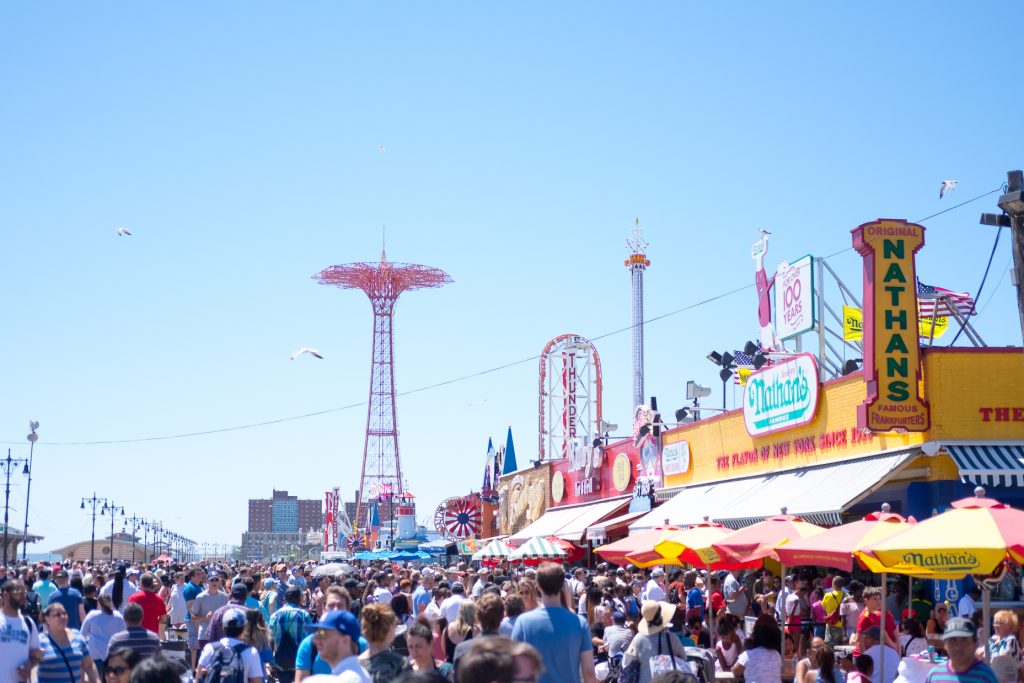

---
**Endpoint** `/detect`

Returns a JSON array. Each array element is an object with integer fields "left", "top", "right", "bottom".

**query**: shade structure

[
  {"left": 859, "top": 487, "right": 1024, "bottom": 578},
  {"left": 774, "top": 505, "right": 916, "bottom": 573},
  {"left": 511, "top": 536, "right": 568, "bottom": 561},
  {"left": 712, "top": 511, "right": 826, "bottom": 564},
  {"left": 595, "top": 526, "right": 680, "bottom": 566},
  {"left": 311, "top": 562, "right": 355, "bottom": 577},
  {"left": 653, "top": 522, "right": 762, "bottom": 570},
  {"left": 472, "top": 539, "right": 515, "bottom": 562},
  {"left": 545, "top": 536, "right": 585, "bottom": 563},
  {"left": 388, "top": 550, "right": 431, "bottom": 561}
]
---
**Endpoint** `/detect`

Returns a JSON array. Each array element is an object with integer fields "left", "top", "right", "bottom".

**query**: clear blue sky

[{"left": 2, "top": 2, "right": 1022, "bottom": 555}]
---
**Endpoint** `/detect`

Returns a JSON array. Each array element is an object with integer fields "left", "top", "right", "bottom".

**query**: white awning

[
  {"left": 508, "top": 498, "right": 629, "bottom": 545},
  {"left": 631, "top": 449, "right": 920, "bottom": 531},
  {"left": 555, "top": 498, "right": 631, "bottom": 542},
  {"left": 585, "top": 509, "right": 648, "bottom": 544}
]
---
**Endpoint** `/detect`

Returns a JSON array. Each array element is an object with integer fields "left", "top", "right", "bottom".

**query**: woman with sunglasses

[
  {"left": 37, "top": 603, "right": 101, "bottom": 683},
  {"left": 100, "top": 647, "right": 139, "bottom": 683}
]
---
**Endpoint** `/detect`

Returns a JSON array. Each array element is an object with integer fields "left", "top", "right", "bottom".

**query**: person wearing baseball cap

[
  {"left": 926, "top": 617, "right": 997, "bottom": 683},
  {"left": 196, "top": 608, "right": 264, "bottom": 682},
  {"left": 305, "top": 611, "right": 370, "bottom": 682}
]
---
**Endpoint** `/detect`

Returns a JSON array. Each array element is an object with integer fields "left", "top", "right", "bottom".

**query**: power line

[{"left": 4, "top": 186, "right": 1003, "bottom": 447}]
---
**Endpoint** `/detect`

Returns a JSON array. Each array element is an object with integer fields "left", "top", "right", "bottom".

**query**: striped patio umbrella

[
  {"left": 653, "top": 521, "right": 761, "bottom": 570},
  {"left": 775, "top": 504, "right": 916, "bottom": 572},
  {"left": 858, "top": 487, "right": 1024, "bottom": 578},
  {"left": 712, "top": 510, "right": 826, "bottom": 565},
  {"left": 473, "top": 539, "right": 515, "bottom": 562},
  {"left": 594, "top": 526, "right": 681, "bottom": 566},
  {"left": 511, "top": 536, "right": 568, "bottom": 561}
]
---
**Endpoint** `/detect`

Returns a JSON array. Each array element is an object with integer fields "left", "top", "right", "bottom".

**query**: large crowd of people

[{"left": 0, "top": 558, "right": 1019, "bottom": 683}]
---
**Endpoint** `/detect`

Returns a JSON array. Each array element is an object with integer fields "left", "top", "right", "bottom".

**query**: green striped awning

[{"left": 946, "top": 444, "right": 1024, "bottom": 487}]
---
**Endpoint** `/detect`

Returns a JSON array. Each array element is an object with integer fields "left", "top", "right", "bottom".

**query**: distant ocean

[{"left": 25, "top": 553, "right": 61, "bottom": 563}]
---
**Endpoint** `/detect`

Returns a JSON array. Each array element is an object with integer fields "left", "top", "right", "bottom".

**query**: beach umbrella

[
  {"left": 775, "top": 504, "right": 916, "bottom": 572},
  {"left": 311, "top": 562, "right": 355, "bottom": 577},
  {"left": 653, "top": 520, "right": 763, "bottom": 570},
  {"left": 858, "top": 487, "right": 1024, "bottom": 652},
  {"left": 545, "top": 536, "right": 585, "bottom": 563},
  {"left": 511, "top": 536, "right": 568, "bottom": 561},
  {"left": 594, "top": 526, "right": 681, "bottom": 566},
  {"left": 860, "top": 488, "right": 1024, "bottom": 577},
  {"left": 473, "top": 539, "right": 515, "bottom": 562},
  {"left": 711, "top": 510, "right": 826, "bottom": 565}
]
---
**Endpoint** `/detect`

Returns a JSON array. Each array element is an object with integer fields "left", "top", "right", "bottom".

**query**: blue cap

[{"left": 305, "top": 610, "right": 360, "bottom": 640}]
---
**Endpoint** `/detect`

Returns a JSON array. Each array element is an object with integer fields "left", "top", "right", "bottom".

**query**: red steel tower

[{"left": 314, "top": 249, "right": 451, "bottom": 531}]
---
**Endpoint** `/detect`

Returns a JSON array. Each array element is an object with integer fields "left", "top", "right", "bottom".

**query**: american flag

[
  {"left": 732, "top": 350, "right": 755, "bottom": 386},
  {"left": 917, "top": 279, "right": 976, "bottom": 318}
]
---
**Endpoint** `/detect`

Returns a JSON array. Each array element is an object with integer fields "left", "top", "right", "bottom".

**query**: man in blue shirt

[
  {"left": 182, "top": 567, "right": 206, "bottom": 670},
  {"left": 512, "top": 562, "right": 596, "bottom": 683},
  {"left": 411, "top": 571, "right": 434, "bottom": 617},
  {"left": 48, "top": 570, "right": 86, "bottom": 629}
]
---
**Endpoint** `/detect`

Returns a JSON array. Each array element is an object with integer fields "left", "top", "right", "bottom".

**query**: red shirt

[
  {"left": 710, "top": 590, "right": 725, "bottom": 613},
  {"left": 128, "top": 589, "right": 167, "bottom": 634},
  {"left": 853, "top": 608, "right": 897, "bottom": 655}
]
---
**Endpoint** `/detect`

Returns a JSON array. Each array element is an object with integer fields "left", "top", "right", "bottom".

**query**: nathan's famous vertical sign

[{"left": 851, "top": 219, "right": 930, "bottom": 432}]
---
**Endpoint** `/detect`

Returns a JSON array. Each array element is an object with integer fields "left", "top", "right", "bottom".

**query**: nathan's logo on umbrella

[{"left": 901, "top": 550, "right": 980, "bottom": 573}]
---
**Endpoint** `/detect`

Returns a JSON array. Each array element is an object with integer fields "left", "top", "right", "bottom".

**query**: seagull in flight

[
  {"left": 467, "top": 399, "right": 487, "bottom": 407},
  {"left": 116, "top": 227, "right": 132, "bottom": 236},
  {"left": 939, "top": 180, "right": 958, "bottom": 199},
  {"left": 290, "top": 348, "right": 324, "bottom": 360},
  {"left": 377, "top": 145, "right": 386, "bottom": 152},
  {"left": 757, "top": 227, "right": 772, "bottom": 237}
]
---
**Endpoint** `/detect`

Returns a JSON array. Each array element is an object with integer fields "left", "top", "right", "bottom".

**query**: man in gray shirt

[
  {"left": 191, "top": 573, "right": 229, "bottom": 653},
  {"left": 603, "top": 611, "right": 633, "bottom": 658}
]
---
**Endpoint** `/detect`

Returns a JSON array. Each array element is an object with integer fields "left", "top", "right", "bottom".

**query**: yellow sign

[
  {"left": 660, "top": 349, "right": 1024, "bottom": 489},
  {"left": 843, "top": 306, "right": 863, "bottom": 341},
  {"left": 612, "top": 453, "right": 632, "bottom": 492},
  {"left": 852, "top": 219, "right": 930, "bottom": 432},
  {"left": 844, "top": 305, "right": 946, "bottom": 341},
  {"left": 736, "top": 368, "right": 751, "bottom": 386},
  {"left": 918, "top": 315, "right": 948, "bottom": 339}
]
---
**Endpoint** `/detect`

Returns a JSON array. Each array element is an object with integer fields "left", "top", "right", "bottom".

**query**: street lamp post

[
  {"left": 80, "top": 493, "right": 109, "bottom": 565},
  {"left": 126, "top": 514, "right": 145, "bottom": 564},
  {"left": 22, "top": 421, "right": 38, "bottom": 562},
  {"left": 105, "top": 501, "right": 124, "bottom": 562},
  {"left": 1, "top": 450, "right": 29, "bottom": 566}
]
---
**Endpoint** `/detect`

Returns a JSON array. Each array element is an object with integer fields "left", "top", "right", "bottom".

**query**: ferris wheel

[{"left": 433, "top": 495, "right": 482, "bottom": 540}]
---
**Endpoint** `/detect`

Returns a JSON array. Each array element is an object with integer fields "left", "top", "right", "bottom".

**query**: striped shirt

[
  {"left": 106, "top": 625, "right": 162, "bottom": 659},
  {"left": 925, "top": 660, "right": 999, "bottom": 683},
  {"left": 38, "top": 630, "right": 89, "bottom": 683}
]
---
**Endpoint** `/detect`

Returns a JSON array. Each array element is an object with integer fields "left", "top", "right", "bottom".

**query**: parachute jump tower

[{"left": 314, "top": 249, "right": 451, "bottom": 532}]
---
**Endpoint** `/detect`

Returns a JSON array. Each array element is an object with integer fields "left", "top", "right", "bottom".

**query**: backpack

[
  {"left": 22, "top": 591, "right": 41, "bottom": 624},
  {"left": 202, "top": 642, "right": 249, "bottom": 683}
]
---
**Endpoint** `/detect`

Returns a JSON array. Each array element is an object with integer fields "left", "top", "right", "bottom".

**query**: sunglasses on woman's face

[{"left": 105, "top": 665, "right": 130, "bottom": 676}]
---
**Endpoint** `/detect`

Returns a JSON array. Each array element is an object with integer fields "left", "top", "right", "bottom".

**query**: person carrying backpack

[
  {"left": 269, "top": 586, "right": 313, "bottom": 683},
  {"left": 197, "top": 607, "right": 264, "bottom": 683}
]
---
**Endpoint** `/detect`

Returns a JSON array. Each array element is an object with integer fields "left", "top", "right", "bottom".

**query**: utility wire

[
  {"left": 948, "top": 224, "right": 1002, "bottom": 346},
  {"left": 3, "top": 186, "right": 1003, "bottom": 447}
]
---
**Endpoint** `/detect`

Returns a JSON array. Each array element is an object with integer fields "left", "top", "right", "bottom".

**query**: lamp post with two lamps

[
  {"left": 125, "top": 514, "right": 145, "bottom": 564},
  {"left": 22, "top": 421, "right": 38, "bottom": 562},
  {"left": 707, "top": 342, "right": 768, "bottom": 410},
  {"left": 104, "top": 500, "right": 124, "bottom": 562},
  {"left": 1, "top": 450, "right": 29, "bottom": 567},
  {"left": 80, "top": 494, "right": 109, "bottom": 565}
]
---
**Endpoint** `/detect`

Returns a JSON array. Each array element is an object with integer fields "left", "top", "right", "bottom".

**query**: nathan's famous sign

[
  {"left": 743, "top": 353, "right": 820, "bottom": 437},
  {"left": 852, "top": 219, "right": 930, "bottom": 432}
]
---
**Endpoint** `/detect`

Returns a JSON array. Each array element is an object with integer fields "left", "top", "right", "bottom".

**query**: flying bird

[
  {"left": 116, "top": 227, "right": 132, "bottom": 236},
  {"left": 757, "top": 227, "right": 772, "bottom": 236},
  {"left": 467, "top": 399, "right": 488, "bottom": 407},
  {"left": 377, "top": 145, "right": 386, "bottom": 152},
  {"left": 939, "top": 180, "right": 958, "bottom": 199},
  {"left": 290, "top": 348, "right": 324, "bottom": 360}
]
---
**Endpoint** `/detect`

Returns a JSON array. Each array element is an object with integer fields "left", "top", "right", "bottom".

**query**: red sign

[{"left": 549, "top": 439, "right": 645, "bottom": 507}]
